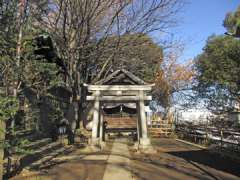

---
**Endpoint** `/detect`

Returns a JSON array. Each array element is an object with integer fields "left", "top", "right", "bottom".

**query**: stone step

[
  {"left": 24, "top": 138, "right": 52, "bottom": 150},
  {"left": 20, "top": 141, "right": 63, "bottom": 168},
  {"left": 28, "top": 146, "right": 72, "bottom": 170}
]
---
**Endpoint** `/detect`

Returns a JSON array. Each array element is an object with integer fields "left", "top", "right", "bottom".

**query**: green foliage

[
  {"left": 0, "top": 96, "right": 32, "bottom": 155},
  {"left": 195, "top": 35, "right": 240, "bottom": 112},
  {"left": 2, "top": 137, "right": 31, "bottom": 155},
  {"left": 194, "top": 6, "right": 240, "bottom": 113},
  {"left": 224, "top": 6, "right": 240, "bottom": 34},
  {"left": 0, "top": 96, "right": 19, "bottom": 122},
  {"left": 0, "top": 0, "right": 63, "bottom": 159},
  {"left": 0, "top": 0, "right": 19, "bottom": 84},
  {"left": 0, "top": 96, "right": 20, "bottom": 154},
  {"left": 196, "top": 35, "right": 240, "bottom": 89},
  {"left": 98, "top": 34, "right": 162, "bottom": 82}
]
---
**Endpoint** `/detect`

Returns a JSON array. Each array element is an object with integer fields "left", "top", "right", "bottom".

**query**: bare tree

[
  {"left": 29, "top": 0, "right": 184, "bottom": 134},
  {"left": 153, "top": 44, "right": 194, "bottom": 117}
]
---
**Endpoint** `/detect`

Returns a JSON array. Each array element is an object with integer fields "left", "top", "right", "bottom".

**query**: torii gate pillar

[
  {"left": 139, "top": 90, "right": 151, "bottom": 147},
  {"left": 91, "top": 90, "right": 100, "bottom": 145}
]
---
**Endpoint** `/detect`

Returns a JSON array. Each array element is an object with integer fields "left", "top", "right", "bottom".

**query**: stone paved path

[
  {"left": 103, "top": 138, "right": 133, "bottom": 180},
  {"left": 11, "top": 138, "right": 240, "bottom": 180}
]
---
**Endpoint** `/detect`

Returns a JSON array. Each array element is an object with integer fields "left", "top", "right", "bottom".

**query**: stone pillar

[
  {"left": 99, "top": 113, "right": 106, "bottom": 148},
  {"left": 99, "top": 113, "right": 104, "bottom": 142},
  {"left": 136, "top": 102, "right": 141, "bottom": 141},
  {"left": 139, "top": 90, "right": 151, "bottom": 147},
  {"left": 92, "top": 90, "right": 100, "bottom": 145},
  {"left": 71, "top": 101, "right": 78, "bottom": 131}
]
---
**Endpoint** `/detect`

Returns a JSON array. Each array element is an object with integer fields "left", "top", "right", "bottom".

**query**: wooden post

[
  {"left": 205, "top": 119, "right": 209, "bottom": 145},
  {"left": 220, "top": 129, "right": 223, "bottom": 149}
]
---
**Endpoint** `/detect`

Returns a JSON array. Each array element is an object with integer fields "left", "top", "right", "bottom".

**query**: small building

[
  {"left": 103, "top": 103, "right": 138, "bottom": 133},
  {"left": 84, "top": 69, "right": 154, "bottom": 149}
]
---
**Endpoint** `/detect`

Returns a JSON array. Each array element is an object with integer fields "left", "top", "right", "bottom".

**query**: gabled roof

[{"left": 95, "top": 69, "right": 147, "bottom": 85}]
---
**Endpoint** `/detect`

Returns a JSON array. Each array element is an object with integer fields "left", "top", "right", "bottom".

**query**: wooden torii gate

[{"left": 84, "top": 69, "right": 154, "bottom": 149}]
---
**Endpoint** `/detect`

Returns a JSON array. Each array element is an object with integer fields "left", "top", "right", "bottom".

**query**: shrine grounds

[{"left": 11, "top": 137, "right": 240, "bottom": 180}]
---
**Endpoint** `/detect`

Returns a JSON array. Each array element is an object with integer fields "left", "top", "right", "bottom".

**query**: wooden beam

[
  {"left": 101, "top": 90, "right": 139, "bottom": 96},
  {"left": 86, "top": 95, "right": 152, "bottom": 101},
  {"left": 84, "top": 84, "right": 154, "bottom": 91}
]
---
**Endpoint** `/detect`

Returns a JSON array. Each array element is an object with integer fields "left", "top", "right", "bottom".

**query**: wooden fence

[
  {"left": 148, "top": 119, "right": 173, "bottom": 137},
  {"left": 175, "top": 123, "right": 240, "bottom": 152}
]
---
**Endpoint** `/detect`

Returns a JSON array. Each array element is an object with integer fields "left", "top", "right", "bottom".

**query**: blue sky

[{"left": 172, "top": 0, "right": 239, "bottom": 62}]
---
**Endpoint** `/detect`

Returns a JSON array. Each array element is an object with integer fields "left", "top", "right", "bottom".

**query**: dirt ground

[{"left": 11, "top": 138, "right": 240, "bottom": 180}]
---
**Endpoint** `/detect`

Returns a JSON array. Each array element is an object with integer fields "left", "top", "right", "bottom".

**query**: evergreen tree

[{"left": 195, "top": 6, "right": 240, "bottom": 113}]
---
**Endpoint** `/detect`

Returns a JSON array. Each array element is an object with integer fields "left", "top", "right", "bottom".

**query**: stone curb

[{"left": 175, "top": 138, "right": 207, "bottom": 149}]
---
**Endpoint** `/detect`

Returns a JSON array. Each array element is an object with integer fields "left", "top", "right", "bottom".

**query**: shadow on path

[{"left": 168, "top": 149, "right": 240, "bottom": 178}]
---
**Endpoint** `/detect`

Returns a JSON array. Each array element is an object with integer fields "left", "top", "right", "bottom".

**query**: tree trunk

[
  {"left": 12, "top": 0, "right": 26, "bottom": 131},
  {"left": 68, "top": 29, "right": 78, "bottom": 137},
  {"left": 0, "top": 120, "right": 6, "bottom": 179}
]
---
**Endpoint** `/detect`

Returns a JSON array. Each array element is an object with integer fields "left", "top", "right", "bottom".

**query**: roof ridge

[{"left": 95, "top": 69, "right": 147, "bottom": 85}]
